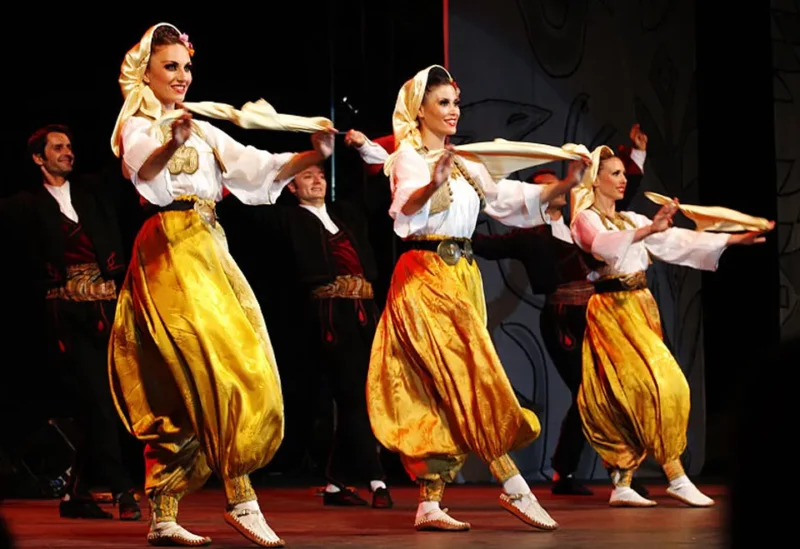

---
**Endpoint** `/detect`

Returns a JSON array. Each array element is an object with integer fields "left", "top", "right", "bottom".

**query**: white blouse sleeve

[
  {"left": 571, "top": 209, "right": 730, "bottom": 272},
  {"left": 388, "top": 148, "right": 434, "bottom": 237},
  {"left": 571, "top": 210, "right": 637, "bottom": 267},
  {"left": 633, "top": 211, "right": 730, "bottom": 271},
  {"left": 201, "top": 122, "right": 295, "bottom": 205},
  {"left": 120, "top": 117, "right": 173, "bottom": 204},
  {"left": 470, "top": 161, "right": 549, "bottom": 228},
  {"left": 357, "top": 139, "right": 390, "bottom": 165}
]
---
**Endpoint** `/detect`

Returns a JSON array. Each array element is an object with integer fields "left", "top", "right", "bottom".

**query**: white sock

[
  {"left": 325, "top": 484, "right": 341, "bottom": 493},
  {"left": 370, "top": 480, "right": 386, "bottom": 492},
  {"left": 152, "top": 520, "right": 176, "bottom": 533},
  {"left": 668, "top": 474, "right": 690, "bottom": 490},
  {"left": 416, "top": 500, "right": 440, "bottom": 521},
  {"left": 230, "top": 499, "right": 259, "bottom": 513},
  {"left": 502, "top": 474, "right": 532, "bottom": 496}
]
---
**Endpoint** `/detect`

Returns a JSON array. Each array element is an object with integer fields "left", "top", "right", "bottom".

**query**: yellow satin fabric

[
  {"left": 577, "top": 288, "right": 689, "bottom": 471},
  {"left": 366, "top": 249, "right": 540, "bottom": 482},
  {"left": 108, "top": 208, "right": 284, "bottom": 504}
]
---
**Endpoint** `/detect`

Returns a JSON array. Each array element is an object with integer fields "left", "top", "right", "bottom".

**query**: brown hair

[
  {"left": 27, "top": 124, "right": 72, "bottom": 157},
  {"left": 596, "top": 147, "right": 618, "bottom": 177},
  {"left": 423, "top": 66, "right": 457, "bottom": 102},
  {"left": 151, "top": 25, "right": 183, "bottom": 53}
]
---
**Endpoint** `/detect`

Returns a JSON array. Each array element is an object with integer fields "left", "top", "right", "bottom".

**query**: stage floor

[{"left": 1, "top": 483, "right": 727, "bottom": 548}]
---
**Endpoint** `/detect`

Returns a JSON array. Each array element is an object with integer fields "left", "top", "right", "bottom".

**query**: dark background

[{"left": 0, "top": 0, "right": 787, "bottom": 501}]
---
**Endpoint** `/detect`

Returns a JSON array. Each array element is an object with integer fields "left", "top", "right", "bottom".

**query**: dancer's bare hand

[
  {"left": 312, "top": 128, "right": 336, "bottom": 158},
  {"left": 630, "top": 123, "right": 648, "bottom": 151},
  {"left": 432, "top": 148, "right": 454, "bottom": 188},
  {"left": 727, "top": 221, "right": 775, "bottom": 245},
  {"left": 566, "top": 159, "right": 587, "bottom": 186},
  {"left": 170, "top": 112, "right": 192, "bottom": 146},
  {"left": 344, "top": 130, "right": 367, "bottom": 148},
  {"left": 650, "top": 199, "right": 679, "bottom": 233}
]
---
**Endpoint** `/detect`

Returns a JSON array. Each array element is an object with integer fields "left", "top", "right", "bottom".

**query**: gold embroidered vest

[
  {"left": 156, "top": 122, "right": 228, "bottom": 176},
  {"left": 421, "top": 148, "right": 486, "bottom": 215}
]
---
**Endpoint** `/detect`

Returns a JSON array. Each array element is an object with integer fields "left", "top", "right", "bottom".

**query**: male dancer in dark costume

[
  {"left": 218, "top": 156, "right": 392, "bottom": 509},
  {"left": 0, "top": 125, "right": 140, "bottom": 519}
]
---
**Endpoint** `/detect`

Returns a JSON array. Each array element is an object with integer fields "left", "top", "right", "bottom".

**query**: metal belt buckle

[
  {"left": 436, "top": 240, "right": 462, "bottom": 266},
  {"left": 194, "top": 201, "right": 217, "bottom": 227},
  {"left": 619, "top": 271, "right": 646, "bottom": 290},
  {"left": 463, "top": 240, "right": 474, "bottom": 265}
]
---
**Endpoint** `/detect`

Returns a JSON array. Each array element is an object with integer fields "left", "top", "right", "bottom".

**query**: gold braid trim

[
  {"left": 429, "top": 181, "right": 453, "bottom": 215},
  {"left": 224, "top": 475, "right": 257, "bottom": 505},
  {"left": 488, "top": 454, "right": 520, "bottom": 483},
  {"left": 158, "top": 121, "right": 227, "bottom": 175},
  {"left": 419, "top": 478, "right": 446, "bottom": 502},
  {"left": 590, "top": 205, "right": 635, "bottom": 231},
  {"left": 419, "top": 148, "right": 486, "bottom": 215},
  {"left": 590, "top": 206, "right": 653, "bottom": 265},
  {"left": 609, "top": 468, "right": 634, "bottom": 488},
  {"left": 451, "top": 154, "right": 486, "bottom": 209},
  {"left": 662, "top": 459, "right": 686, "bottom": 482},
  {"left": 149, "top": 492, "right": 180, "bottom": 523}
]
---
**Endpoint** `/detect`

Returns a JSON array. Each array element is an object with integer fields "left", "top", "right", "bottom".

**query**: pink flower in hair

[{"left": 179, "top": 33, "right": 195, "bottom": 56}]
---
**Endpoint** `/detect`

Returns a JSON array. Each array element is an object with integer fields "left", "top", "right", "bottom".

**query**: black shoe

[
  {"left": 59, "top": 498, "right": 113, "bottom": 519},
  {"left": 371, "top": 487, "right": 393, "bottom": 509},
  {"left": 631, "top": 478, "right": 650, "bottom": 498},
  {"left": 551, "top": 476, "right": 594, "bottom": 496},
  {"left": 323, "top": 488, "right": 369, "bottom": 506},
  {"left": 116, "top": 490, "right": 142, "bottom": 521}
]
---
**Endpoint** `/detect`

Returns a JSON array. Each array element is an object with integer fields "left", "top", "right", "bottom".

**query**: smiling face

[
  {"left": 144, "top": 43, "right": 192, "bottom": 109},
  {"left": 418, "top": 83, "right": 460, "bottom": 138},
  {"left": 288, "top": 164, "right": 327, "bottom": 206},
  {"left": 594, "top": 156, "right": 627, "bottom": 202},
  {"left": 33, "top": 132, "right": 74, "bottom": 179}
]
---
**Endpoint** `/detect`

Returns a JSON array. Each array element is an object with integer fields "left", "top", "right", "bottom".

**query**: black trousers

[
  {"left": 44, "top": 298, "right": 135, "bottom": 498},
  {"left": 539, "top": 300, "right": 589, "bottom": 478},
  {"left": 312, "top": 297, "right": 385, "bottom": 487}
]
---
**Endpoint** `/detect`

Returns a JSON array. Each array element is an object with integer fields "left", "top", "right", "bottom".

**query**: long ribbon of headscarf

[
  {"left": 383, "top": 64, "right": 451, "bottom": 176},
  {"left": 570, "top": 144, "right": 614, "bottom": 221},
  {"left": 384, "top": 65, "right": 591, "bottom": 180},
  {"left": 111, "top": 23, "right": 333, "bottom": 157},
  {"left": 111, "top": 22, "right": 178, "bottom": 157}
]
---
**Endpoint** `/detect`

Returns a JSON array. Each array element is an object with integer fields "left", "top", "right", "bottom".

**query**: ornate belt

[
  {"left": 547, "top": 281, "right": 595, "bottom": 306},
  {"left": 402, "top": 237, "right": 474, "bottom": 266},
  {"left": 144, "top": 195, "right": 217, "bottom": 227},
  {"left": 593, "top": 271, "right": 648, "bottom": 294},
  {"left": 311, "top": 275, "right": 374, "bottom": 299},
  {"left": 45, "top": 263, "right": 117, "bottom": 302}
]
